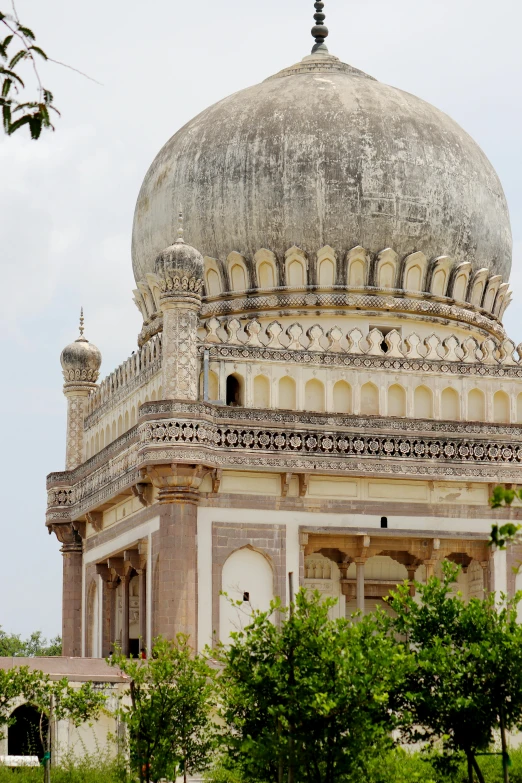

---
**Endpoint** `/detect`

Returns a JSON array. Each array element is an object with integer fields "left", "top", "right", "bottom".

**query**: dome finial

[
  {"left": 176, "top": 205, "right": 184, "bottom": 244},
  {"left": 311, "top": 1, "right": 329, "bottom": 54},
  {"left": 79, "top": 307, "right": 84, "bottom": 337}
]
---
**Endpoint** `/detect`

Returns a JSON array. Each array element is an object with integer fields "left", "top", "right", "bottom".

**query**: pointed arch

[
  {"left": 254, "top": 375, "right": 271, "bottom": 408},
  {"left": 360, "top": 382, "right": 379, "bottom": 416},
  {"left": 279, "top": 376, "right": 296, "bottom": 410},
  {"left": 414, "top": 385, "right": 433, "bottom": 419},
  {"left": 305, "top": 378, "right": 325, "bottom": 412},
  {"left": 441, "top": 388, "right": 460, "bottom": 420},
  {"left": 387, "top": 384, "right": 406, "bottom": 417},
  {"left": 493, "top": 390, "right": 510, "bottom": 423},
  {"left": 332, "top": 381, "right": 352, "bottom": 414},
  {"left": 468, "top": 388, "right": 485, "bottom": 421}
]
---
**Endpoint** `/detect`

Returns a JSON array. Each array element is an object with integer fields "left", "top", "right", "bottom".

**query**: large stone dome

[{"left": 132, "top": 52, "right": 512, "bottom": 286}]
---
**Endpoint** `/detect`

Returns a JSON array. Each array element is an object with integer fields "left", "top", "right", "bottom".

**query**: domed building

[{"left": 47, "top": 5, "right": 522, "bottom": 659}]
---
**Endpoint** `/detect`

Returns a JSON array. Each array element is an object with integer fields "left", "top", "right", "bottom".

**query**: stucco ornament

[{"left": 132, "top": 51, "right": 512, "bottom": 291}]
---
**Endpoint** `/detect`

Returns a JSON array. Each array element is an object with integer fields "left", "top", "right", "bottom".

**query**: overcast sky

[{"left": 1, "top": 0, "right": 521, "bottom": 638}]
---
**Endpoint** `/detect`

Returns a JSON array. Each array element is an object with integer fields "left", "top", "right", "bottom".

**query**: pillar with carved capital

[
  {"left": 148, "top": 464, "right": 207, "bottom": 644},
  {"left": 154, "top": 229, "right": 204, "bottom": 401},
  {"left": 54, "top": 524, "right": 83, "bottom": 657}
]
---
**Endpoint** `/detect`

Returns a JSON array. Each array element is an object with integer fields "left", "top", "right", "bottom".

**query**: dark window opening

[
  {"left": 380, "top": 516, "right": 388, "bottom": 529},
  {"left": 243, "top": 591, "right": 250, "bottom": 602},
  {"left": 8, "top": 704, "right": 47, "bottom": 759},
  {"left": 226, "top": 375, "right": 242, "bottom": 406},
  {"left": 129, "top": 638, "right": 140, "bottom": 658}
]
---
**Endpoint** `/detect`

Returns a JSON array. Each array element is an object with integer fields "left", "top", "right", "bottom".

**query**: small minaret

[
  {"left": 155, "top": 211, "right": 204, "bottom": 401},
  {"left": 60, "top": 309, "right": 102, "bottom": 470}
]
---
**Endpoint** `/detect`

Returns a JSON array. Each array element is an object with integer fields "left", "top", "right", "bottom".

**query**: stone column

[
  {"left": 480, "top": 560, "right": 490, "bottom": 597},
  {"left": 138, "top": 569, "right": 147, "bottom": 648},
  {"left": 407, "top": 567, "right": 417, "bottom": 597},
  {"left": 121, "top": 571, "right": 131, "bottom": 657},
  {"left": 58, "top": 524, "right": 83, "bottom": 657},
  {"left": 424, "top": 560, "right": 436, "bottom": 581},
  {"left": 148, "top": 464, "right": 207, "bottom": 644},
  {"left": 355, "top": 559, "right": 365, "bottom": 614}
]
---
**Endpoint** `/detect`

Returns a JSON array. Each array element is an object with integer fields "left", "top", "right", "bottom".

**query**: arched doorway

[{"left": 8, "top": 704, "right": 47, "bottom": 759}]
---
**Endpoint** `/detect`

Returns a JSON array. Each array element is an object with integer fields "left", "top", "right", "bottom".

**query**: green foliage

[
  {"left": 111, "top": 635, "right": 217, "bottom": 783},
  {"left": 0, "top": 627, "right": 62, "bottom": 657},
  {"left": 385, "top": 561, "right": 522, "bottom": 783},
  {"left": 0, "top": 665, "right": 106, "bottom": 743},
  {"left": 489, "top": 484, "right": 522, "bottom": 553},
  {"left": 0, "top": 754, "right": 129, "bottom": 782},
  {"left": 0, "top": 6, "right": 59, "bottom": 138},
  {"left": 214, "top": 589, "right": 408, "bottom": 783}
]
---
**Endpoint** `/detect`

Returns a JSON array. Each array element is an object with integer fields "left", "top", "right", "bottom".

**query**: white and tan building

[{"left": 46, "top": 4, "right": 522, "bottom": 658}]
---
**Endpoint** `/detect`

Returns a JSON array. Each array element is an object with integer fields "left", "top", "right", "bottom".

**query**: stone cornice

[
  {"left": 200, "top": 343, "right": 522, "bottom": 379},
  {"left": 200, "top": 290, "right": 505, "bottom": 340},
  {"left": 46, "top": 401, "right": 522, "bottom": 523}
]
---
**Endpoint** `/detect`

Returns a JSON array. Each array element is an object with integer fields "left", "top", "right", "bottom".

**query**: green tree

[
  {"left": 0, "top": 627, "right": 62, "bottom": 656},
  {"left": 111, "top": 635, "right": 217, "bottom": 783},
  {"left": 0, "top": 6, "right": 59, "bottom": 138},
  {"left": 0, "top": 664, "right": 106, "bottom": 782},
  {"left": 385, "top": 561, "right": 522, "bottom": 783},
  {"left": 214, "top": 589, "right": 407, "bottom": 783}
]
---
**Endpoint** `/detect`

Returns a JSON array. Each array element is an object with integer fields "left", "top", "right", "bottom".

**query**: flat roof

[{"left": 0, "top": 657, "right": 128, "bottom": 683}]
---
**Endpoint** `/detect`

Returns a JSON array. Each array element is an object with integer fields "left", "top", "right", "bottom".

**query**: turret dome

[{"left": 60, "top": 312, "right": 102, "bottom": 384}]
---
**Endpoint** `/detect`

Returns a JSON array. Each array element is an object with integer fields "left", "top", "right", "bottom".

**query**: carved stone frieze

[{"left": 200, "top": 291, "right": 505, "bottom": 340}]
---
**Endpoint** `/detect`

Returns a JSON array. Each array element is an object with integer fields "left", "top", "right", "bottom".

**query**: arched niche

[
  {"left": 483, "top": 275, "right": 502, "bottom": 313},
  {"left": 493, "top": 283, "right": 510, "bottom": 317},
  {"left": 219, "top": 547, "right": 274, "bottom": 642},
  {"left": 317, "top": 246, "right": 336, "bottom": 286},
  {"left": 402, "top": 252, "right": 427, "bottom": 293},
  {"left": 199, "top": 370, "right": 219, "bottom": 401},
  {"left": 429, "top": 256, "right": 452, "bottom": 297},
  {"left": 206, "top": 268, "right": 221, "bottom": 296},
  {"left": 254, "top": 375, "right": 271, "bottom": 408},
  {"left": 130, "top": 407, "right": 137, "bottom": 427},
  {"left": 451, "top": 262, "right": 471, "bottom": 302},
  {"left": 227, "top": 252, "right": 249, "bottom": 292},
  {"left": 279, "top": 376, "right": 296, "bottom": 410},
  {"left": 376, "top": 248, "right": 398, "bottom": 289},
  {"left": 285, "top": 247, "right": 307, "bottom": 287},
  {"left": 414, "top": 385, "right": 433, "bottom": 418},
  {"left": 346, "top": 246, "right": 369, "bottom": 288},
  {"left": 470, "top": 269, "right": 489, "bottom": 307},
  {"left": 124, "top": 410, "right": 129, "bottom": 431},
  {"left": 387, "top": 384, "right": 406, "bottom": 417},
  {"left": 493, "top": 390, "right": 510, "bottom": 423},
  {"left": 468, "top": 388, "right": 485, "bottom": 421},
  {"left": 226, "top": 373, "right": 244, "bottom": 406},
  {"left": 441, "top": 387, "right": 460, "bottom": 420},
  {"left": 360, "top": 382, "right": 379, "bottom": 415},
  {"left": 254, "top": 249, "right": 278, "bottom": 289},
  {"left": 305, "top": 378, "right": 325, "bottom": 412},
  {"left": 332, "top": 380, "right": 352, "bottom": 414}
]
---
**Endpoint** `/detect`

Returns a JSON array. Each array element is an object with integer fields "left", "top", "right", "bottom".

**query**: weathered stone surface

[{"left": 132, "top": 52, "right": 511, "bottom": 285}]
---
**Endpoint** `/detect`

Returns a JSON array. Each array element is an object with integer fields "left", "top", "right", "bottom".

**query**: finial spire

[
  {"left": 176, "top": 205, "right": 184, "bottom": 243},
  {"left": 311, "top": 1, "right": 329, "bottom": 53},
  {"left": 79, "top": 307, "right": 84, "bottom": 338}
]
